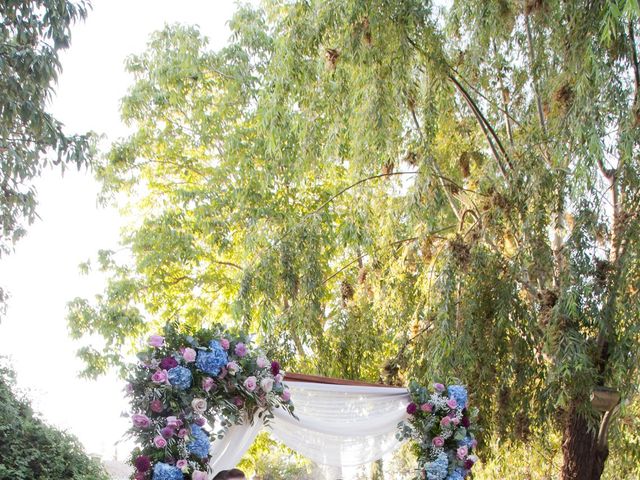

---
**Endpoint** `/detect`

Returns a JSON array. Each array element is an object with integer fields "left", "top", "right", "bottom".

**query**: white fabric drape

[{"left": 209, "top": 381, "right": 410, "bottom": 476}]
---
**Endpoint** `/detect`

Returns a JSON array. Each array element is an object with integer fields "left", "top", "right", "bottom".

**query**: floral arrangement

[
  {"left": 397, "top": 381, "right": 479, "bottom": 480},
  {"left": 125, "top": 324, "right": 294, "bottom": 480}
]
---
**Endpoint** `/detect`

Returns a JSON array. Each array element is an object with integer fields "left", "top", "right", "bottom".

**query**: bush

[{"left": 0, "top": 360, "right": 109, "bottom": 480}]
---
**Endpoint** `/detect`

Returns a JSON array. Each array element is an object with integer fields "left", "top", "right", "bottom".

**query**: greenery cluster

[
  {"left": 0, "top": 360, "right": 108, "bottom": 480},
  {"left": 66, "top": 0, "right": 640, "bottom": 478}
]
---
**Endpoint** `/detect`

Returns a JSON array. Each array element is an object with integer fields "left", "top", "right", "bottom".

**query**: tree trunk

[{"left": 561, "top": 405, "right": 608, "bottom": 480}]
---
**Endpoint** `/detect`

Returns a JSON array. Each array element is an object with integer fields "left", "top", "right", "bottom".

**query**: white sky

[{"left": 0, "top": 0, "right": 240, "bottom": 460}]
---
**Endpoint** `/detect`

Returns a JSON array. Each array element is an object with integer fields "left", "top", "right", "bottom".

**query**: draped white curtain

[{"left": 209, "top": 381, "right": 410, "bottom": 477}]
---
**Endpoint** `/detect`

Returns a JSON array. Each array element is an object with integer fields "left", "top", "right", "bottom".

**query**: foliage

[
  {"left": 397, "top": 382, "right": 478, "bottom": 479},
  {"left": 0, "top": 359, "right": 108, "bottom": 480},
  {"left": 240, "top": 432, "right": 316, "bottom": 480},
  {"left": 0, "top": 0, "right": 94, "bottom": 256},
  {"left": 125, "top": 323, "right": 294, "bottom": 479},
  {"left": 68, "top": 0, "right": 640, "bottom": 478}
]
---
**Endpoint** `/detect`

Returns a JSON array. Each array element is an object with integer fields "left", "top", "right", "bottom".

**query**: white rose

[
  {"left": 260, "top": 377, "right": 274, "bottom": 393},
  {"left": 191, "top": 398, "right": 207, "bottom": 414}
]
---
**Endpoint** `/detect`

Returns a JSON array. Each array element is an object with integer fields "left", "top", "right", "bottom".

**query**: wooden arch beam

[{"left": 284, "top": 372, "right": 400, "bottom": 388}]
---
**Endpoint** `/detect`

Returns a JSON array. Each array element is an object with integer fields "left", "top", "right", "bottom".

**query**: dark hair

[{"left": 213, "top": 469, "right": 246, "bottom": 480}]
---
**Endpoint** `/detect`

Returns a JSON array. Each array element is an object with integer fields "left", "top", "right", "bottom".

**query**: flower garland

[
  {"left": 125, "top": 324, "right": 294, "bottom": 480},
  {"left": 397, "top": 381, "right": 479, "bottom": 480}
]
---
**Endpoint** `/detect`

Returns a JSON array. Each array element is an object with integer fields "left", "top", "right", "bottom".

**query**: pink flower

[
  {"left": 150, "top": 400, "right": 164, "bottom": 413},
  {"left": 202, "top": 376, "right": 215, "bottom": 392},
  {"left": 148, "top": 334, "right": 164, "bottom": 347},
  {"left": 274, "top": 373, "right": 284, "bottom": 384},
  {"left": 234, "top": 342, "right": 247, "bottom": 357},
  {"left": 471, "top": 439, "right": 478, "bottom": 449},
  {"left": 256, "top": 356, "right": 269, "bottom": 368},
  {"left": 183, "top": 347, "right": 197, "bottom": 363},
  {"left": 176, "top": 459, "right": 188, "bottom": 471},
  {"left": 220, "top": 338, "right": 230, "bottom": 350},
  {"left": 260, "top": 377, "right": 274, "bottom": 393},
  {"left": 447, "top": 398, "right": 458, "bottom": 409},
  {"left": 244, "top": 376, "right": 257, "bottom": 392},
  {"left": 440, "top": 416, "right": 451, "bottom": 427},
  {"left": 457, "top": 446, "right": 469, "bottom": 460},
  {"left": 151, "top": 369, "right": 168, "bottom": 384},
  {"left": 134, "top": 473, "right": 145, "bottom": 480},
  {"left": 132, "top": 414, "right": 151, "bottom": 429},
  {"left": 420, "top": 403, "right": 433, "bottom": 412},
  {"left": 177, "top": 428, "right": 188, "bottom": 438},
  {"left": 452, "top": 417, "right": 460, "bottom": 426},
  {"left": 233, "top": 396, "right": 244, "bottom": 407},
  {"left": 226, "top": 361, "right": 240, "bottom": 375},
  {"left": 406, "top": 402, "right": 418, "bottom": 415},
  {"left": 192, "top": 471, "right": 208, "bottom": 480},
  {"left": 191, "top": 398, "right": 207, "bottom": 414},
  {"left": 153, "top": 435, "right": 167, "bottom": 448},
  {"left": 432, "top": 436, "right": 445, "bottom": 447},
  {"left": 282, "top": 389, "right": 291, "bottom": 402},
  {"left": 194, "top": 416, "right": 206, "bottom": 427},
  {"left": 165, "top": 416, "right": 182, "bottom": 428},
  {"left": 434, "top": 383, "right": 445, "bottom": 392},
  {"left": 125, "top": 383, "right": 134, "bottom": 395}
]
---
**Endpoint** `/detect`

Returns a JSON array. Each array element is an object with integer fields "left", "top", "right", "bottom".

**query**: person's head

[{"left": 226, "top": 469, "right": 246, "bottom": 480}]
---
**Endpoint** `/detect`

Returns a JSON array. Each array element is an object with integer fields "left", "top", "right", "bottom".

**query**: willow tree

[{"left": 68, "top": 1, "right": 640, "bottom": 479}]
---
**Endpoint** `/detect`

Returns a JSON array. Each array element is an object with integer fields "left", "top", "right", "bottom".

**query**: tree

[
  {"left": 0, "top": 0, "right": 93, "bottom": 266},
  {"left": 68, "top": 2, "right": 640, "bottom": 479},
  {"left": 0, "top": 359, "right": 109, "bottom": 480}
]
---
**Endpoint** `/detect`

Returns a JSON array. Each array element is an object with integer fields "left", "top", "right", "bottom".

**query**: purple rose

[
  {"left": 464, "top": 459, "right": 474, "bottom": 470},
  {"left": 234, "top": 396, "right": 245, "bottom": 407},
  {"left": 202, "top": 376, "right": 215, "bottom": 392},
  {"left": 159, "top": 356, "right": 178, "bottom": 370},
  {"left": 150, "top": 399, "right": 164, "bottom": 413},
  {"left": 148, "top": 334, "right": 164, "bottom": 347},
  {"left": 271, "top": 361, "right": 281, "bottom": 376},
  {"left": 462, "top": 416, "right": 471, "bottom": 428},
  {"left": 177, "top": 428, "right": 188, "bottom": 438},
  {"left": 176, "top": 459, "right": 188, "bottom": 470},
  {"left": 406, "top": 402, "right": 418, "bottom": 415},
  {"left": 134, "top": 455, "right": 151, "bottom": 473},
  {"left": 151, "top": 369, "right": 168, "bottom": 384},
  {"left": 153, "top": 435, "right": 167, "bottom": 448},
  {"left": 194, "top": 416, "right": 206, "bottom": 427},
  {"left": 434, "top": 383, "right": 445, "bottom": 392},
  {"left": 132, "top": 414, "right": 151, "bottom": 429},
  {"left": 160, "top": 426, "right": 175, "bottom": 438},
  {"left": 234, "top": 342, "right": 248, "bottom": 357},
  {"left": 432, "top": 436, "right": 445, "bottom": 447},
  {"left": 183, "top": 347, "right": 197, "bottom": 363},
  {"left": 220, "top": 338, "right": 230, "bottom": 350},
  {"left": 165, "top": 416, "right": 182, "bottom": 428},
  {"left": 244, "top": 376, "right": 257, "bottom": 392}
]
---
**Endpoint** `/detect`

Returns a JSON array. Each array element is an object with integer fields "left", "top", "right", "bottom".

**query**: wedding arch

[{"left": 125, "top": 325, "right": 478, "bottom": 480}]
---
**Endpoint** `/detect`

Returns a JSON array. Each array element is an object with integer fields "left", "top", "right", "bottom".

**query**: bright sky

[{"left": 0, "top": 0, "right": 240, "bottom": 460}]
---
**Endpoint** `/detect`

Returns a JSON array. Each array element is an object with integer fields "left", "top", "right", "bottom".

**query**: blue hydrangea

[
  {"left": 458, "top": 436, "right": 475, "bottom": 449},
  {"left": 195, "top": 342, "right": 228, "bottom": 376},
  {"left": 152, "top": 462, "right": 184, "bottom": 480},
  {"left": 446, "top": 469, "right": 466, "bottom": 480},
  {"left": 187, "top": 424, "right": 210, "bottom": 458},
  {"left": 447, "top": 385, "right": 468, "bottom": 408},
  {"left": 426, "top": 452, "right": 449, "bottom": 480},
  {"left": 167, "top": 366, "right": 192, "bottom": 390}
]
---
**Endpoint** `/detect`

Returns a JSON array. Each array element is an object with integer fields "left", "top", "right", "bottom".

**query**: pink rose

[
  {"left": 134, "top": 473, "right": 145, "bottom": 480},
  {"left": 421, "top": 403, "right": 433, "bottom": 412},
  {"left": 282, "top": 389, "right": 291, "bottom": 402},
  {"left": 256, "top": 356, "right": 269, "bottom": 368},
  {"left": 202, "top": 376, "right": 215, "bottom": 392},
  {"left": 191, "top": 398, "right": 207, "bottom": 414},
  {"left": 151, "top": 369, "right": 168, "bottom": 384},
  {"left": 192, "top": 472, "right": 208, "bottom": 480},
  {"left": 132, "top": 414, "right": 151, "bottom": 429},
  {"left": 457, "top": 446, "right": 469, "bottom": 460},
  {"left": 148, "top": 334, "right": 164, "bottom": 347},
  {"left": 220, "top": 338, "right": 230, "bottom": 350},
  {"left": 244, "top": 376, "right": 257, "bottom": 392},
  {"left": 176, "top": 459, "right": 188, "bottom": 471},
  {"left": 226, "top": 361, "right": 240, "bottom": 375},
  {"left": 234, "top": 396, "right": 244, "bottom": 407},
  {"left": 452, "top": 417, "right": 460, "bottom": 426},
  {"left": 150, "top": 400, "right": 163, "bottom": 413},
  {"left": 274, "top": 373, "right": 284, "bottom": 384},
  {"left": 447, "top": 398, "right": 458, "bottom": 409},
  {"left": 153, "top": 435, "right": 167, "bottom": 448},
  {"left": 235, "top": 342, "right": 248, "bottom": 357},
  {"left": 440, "top": 416, "right": 451, "bottom": 427},
  {"left": 165, "top": 416, "right": 182, "bottom": 428},
  {"left": 432, "top": 436, "right": 445, "bottom": 447},
  {"left": 177, "top": 428, "right": 188, "bottom": 438},
  {"left": 260, "top": 377, "right": 274, "bottom": 393},
  {"left": 182, "top": 347, "right": 197, "bottom": 363},
  {"left": 471, "top": 439, "right": 478, "bottom": 449}
]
